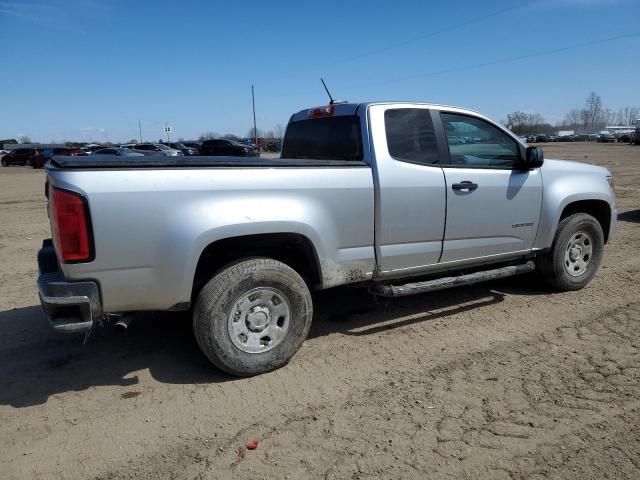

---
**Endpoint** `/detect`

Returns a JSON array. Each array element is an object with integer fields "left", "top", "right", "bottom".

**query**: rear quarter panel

[{"left": 47, "top": 167, "right": 375, "bottom": 313}]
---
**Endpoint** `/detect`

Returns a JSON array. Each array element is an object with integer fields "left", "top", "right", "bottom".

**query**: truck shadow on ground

[
  {"left": 0, "top": 275, "right": 550, "bottom": 408},
  {"left": 618, "top": 209, "right": 640, "bottom": 224}
]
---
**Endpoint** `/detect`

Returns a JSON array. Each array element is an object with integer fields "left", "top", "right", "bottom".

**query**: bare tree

[
  {"left": 563, "top": 109, "right": 581, "bottom": 128},
  {"left": 580, "top": 109, "right": 591, "bottom": 130},
  {"left": 273, "top": 124, "right": 284, "bottom": 139},
  {"left": 505, "top": 111, "right": 529, "bottom": 133},
  {"left": 585, "top": 92, "right": 603, "bottom": 129},
  {"left": 18, "top": 136, "right": 32, "bottom": 144},
  {"left": 198, "top": 132, "right": 220, "bottom": 141},
  {"left": 247, "top": 127, "right": 263, "bottom": 139},
  {"left": 222, "top": 134, "right": 241, "bottom": 141}
]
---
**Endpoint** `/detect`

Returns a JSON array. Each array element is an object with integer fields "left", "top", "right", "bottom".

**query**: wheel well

[
  {"left": 192, "top": 233, "right": 322, "bottom": 297},
  {"left": 560, "top": 200, "right": 611, "bottom": 242}
]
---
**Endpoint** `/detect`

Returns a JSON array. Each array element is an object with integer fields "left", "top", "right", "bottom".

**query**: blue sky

[{"left": 1, "top": 0, "right": 638, "bottom": 142}]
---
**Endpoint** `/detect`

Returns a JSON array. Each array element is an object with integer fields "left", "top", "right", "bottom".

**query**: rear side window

[
  {"left": 384, "top": 108, "right": 439, "bottom": 165},
  {"left": 282, "top": 115, "right": 363, "bottom": 161}
]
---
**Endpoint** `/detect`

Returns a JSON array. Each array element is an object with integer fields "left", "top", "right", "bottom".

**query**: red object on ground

[{"left": 246, "top": 439, "right": 259, "bottom": 450}]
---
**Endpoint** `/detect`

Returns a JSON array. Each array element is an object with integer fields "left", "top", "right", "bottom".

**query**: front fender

[{"left": 534, "top": 162, "right": 615, "bottom": 250}]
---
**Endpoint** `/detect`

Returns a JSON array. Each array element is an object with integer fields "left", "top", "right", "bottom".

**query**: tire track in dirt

[{"left": 92, "top": 301, "right": 640, "bottom": 480}]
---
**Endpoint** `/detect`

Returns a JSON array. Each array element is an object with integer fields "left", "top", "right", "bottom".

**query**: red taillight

[
  {"left": 51, "top": 187, "right": 93, "bottom": 262},
  {"left": 308, "top": 104, "right": 334, "bottom": 117}
]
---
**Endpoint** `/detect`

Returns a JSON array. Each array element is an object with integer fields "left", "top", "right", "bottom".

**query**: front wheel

[
  {"left": 1, "top": 158, "right": 6, "bottom": 167},
  {"left": 193, "top": 258, "right": 313, "bottom": 376},
  {"left": 536, "top": 213, "right": 604, "bottom": 291}
]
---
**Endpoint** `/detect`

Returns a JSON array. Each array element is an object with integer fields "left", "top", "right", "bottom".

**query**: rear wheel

[
  {"left": 193, "top": 258, "right": 313, "bottom": 376},
  {"left": 536, "top": 213, "right": 604, "bottom": 291},
  {"left": 1, "top": 158, "right": 6, "bottom": 167}
]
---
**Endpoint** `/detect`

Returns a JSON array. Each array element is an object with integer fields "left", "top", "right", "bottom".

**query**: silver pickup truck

[{"left": 37, "top": 101, "right": 616, "bottom": 376}]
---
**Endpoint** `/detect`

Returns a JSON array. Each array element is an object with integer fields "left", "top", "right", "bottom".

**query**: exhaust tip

[{"left": 113, "top": 315, "right": 133, "bottom": 332}]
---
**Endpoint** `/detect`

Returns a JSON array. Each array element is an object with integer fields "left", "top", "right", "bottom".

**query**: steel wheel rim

[
  {"left": 564, "top": 230, "right": 593, "bottom": 277},
  {"left": 227, "top": 287, "right": 291, "bottom": 354}
]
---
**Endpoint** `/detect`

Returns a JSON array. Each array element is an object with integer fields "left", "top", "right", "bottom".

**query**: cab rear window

[{"left": 282, "top": 115, "right": 363, "bottom": 161}]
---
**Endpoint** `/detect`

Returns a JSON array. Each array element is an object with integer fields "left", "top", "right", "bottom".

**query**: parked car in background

[
  {"left": 92, "top": 148, "right": 144, "bottom": 157},
  {"left": 180, "top": 141, "right": 202, "bottom": 150},
  {"left": 1, "top": 148, "right": 41, "bottom": 167},
  {"left": 163, "top": 142, "right": 199, "bottom": 156},
  {"left": 30, "top": 148, "right": 87, "bottom": 168},
  {"left": 534, "top": 134, "right": 549, "bottom": 143},
  {"left": 616, "top": 133, "right": 631, "bottom": 143},
  {"left": 200, "top": 139, "right": 259, "bottom": 157},
  {"left": 123, "top": 143, "right": 183, "bottom": 156},
  {"left": 598, "top": 134, "right": 616, "bottom": 143},
  {"left": 557, "top": 136, "right": 574, "bottom": 142},
  {"left": 265, "top": 140, "right": 282, "bottom": 152}
]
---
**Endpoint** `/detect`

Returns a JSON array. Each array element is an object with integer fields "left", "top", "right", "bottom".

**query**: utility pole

[
  {"left": 165, "top": 122, "right": 171, "bottom": 143},
  {"left": 138, "top": 120, "right": 143, "bottom": 143},
  {"left": 105, "top": 130, "right": 108, "bottom": 144},
  {"left": 252, "top": 84, "right": 257, "bottom": 147}
]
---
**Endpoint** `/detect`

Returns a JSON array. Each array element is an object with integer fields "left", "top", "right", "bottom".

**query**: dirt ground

[{"left": 1, "top": 143, "right": 639, "bottom": 479}]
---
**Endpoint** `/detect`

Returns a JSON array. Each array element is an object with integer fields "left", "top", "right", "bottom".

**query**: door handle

[{"left": 452, "top": 181, "right": 478, "bottom": 191}]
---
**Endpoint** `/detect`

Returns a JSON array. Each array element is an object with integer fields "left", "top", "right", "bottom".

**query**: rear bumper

[{"left": 37, "top": 239, "right": 101, "bottom": 334}]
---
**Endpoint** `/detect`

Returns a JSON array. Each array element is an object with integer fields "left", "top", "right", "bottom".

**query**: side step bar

[{"left": 371, "top": 261, "right": 536, "bottom": 297}]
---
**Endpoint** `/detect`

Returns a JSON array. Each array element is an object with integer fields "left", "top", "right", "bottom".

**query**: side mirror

[{"left": 523, "top": 146, "right": 544, "bottom": 169}]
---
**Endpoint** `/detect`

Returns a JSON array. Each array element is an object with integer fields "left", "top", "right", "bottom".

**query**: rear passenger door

[
  {"left": 370, "top": 105, "right": 447, "bottom": 272},
  {"left": 436, "top": 111, "right": 543, "bottom": 263}
]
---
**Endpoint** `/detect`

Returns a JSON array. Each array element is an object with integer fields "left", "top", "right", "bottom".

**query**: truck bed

[{"left": 50, "top": 155, "right": 368, "bottom": 169}]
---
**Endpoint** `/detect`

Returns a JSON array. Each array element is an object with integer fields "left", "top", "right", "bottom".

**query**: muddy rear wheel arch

[{"left": 191, "top": 233, "right": 323, "bottom": 299}]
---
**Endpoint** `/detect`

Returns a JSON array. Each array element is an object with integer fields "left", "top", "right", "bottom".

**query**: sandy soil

[{"left": 1, "top": 143, "right": 639, "bottom": 479}]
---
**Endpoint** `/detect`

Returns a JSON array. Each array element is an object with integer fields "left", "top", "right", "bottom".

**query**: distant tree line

[
  {"left": 503, "top": 92, "right": 639, "bottom": 135},
  {"left": 198, "top": 124, "right": 284, "bottom": 142}
]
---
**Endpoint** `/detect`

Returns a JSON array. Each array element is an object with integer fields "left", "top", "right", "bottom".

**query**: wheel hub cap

[
  {"left": 246, "top": 306, "right": 270, "bottom": 332},
  {"left": 228, "top": 287, "right": 292, "bottom": 354},
  {"left": 569, "top": 246, "right": 582, "bottom": 262},
  {"left": 564, "top": 231, "right": 593, "bottom": 277}
]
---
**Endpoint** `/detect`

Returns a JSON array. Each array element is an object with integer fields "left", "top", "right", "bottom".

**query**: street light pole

[
  {"left": 138, "top": 120, "right": 143, "bottom": 143},
  {"left": 252, "top": 84, "right": 257, "bottom": 147}
]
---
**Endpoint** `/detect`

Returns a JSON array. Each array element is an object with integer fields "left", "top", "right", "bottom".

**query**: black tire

[
  {"left": 193, "top": 258, "right": 313, "bottom": 376},
  {"left": 536, "top": 213, "right": 604, "bottom": 291},
  {"left": 1, "top": 158, "right": 6, "bottom": 167}
]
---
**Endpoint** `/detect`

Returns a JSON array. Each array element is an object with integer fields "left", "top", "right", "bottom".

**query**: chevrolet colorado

[{"left": 37, "top": 102, "right": 616, "bottom": 376}]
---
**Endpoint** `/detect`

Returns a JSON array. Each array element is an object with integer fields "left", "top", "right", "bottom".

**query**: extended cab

[{"left": 37, "top": 102, "right": 616, "bottom": 376}]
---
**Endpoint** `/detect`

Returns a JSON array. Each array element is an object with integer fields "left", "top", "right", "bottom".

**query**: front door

[{"left": 437, "top": 111, "right": 543, "bottom": 263}]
